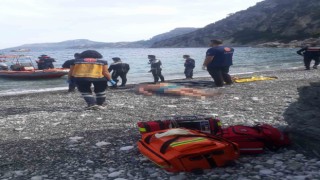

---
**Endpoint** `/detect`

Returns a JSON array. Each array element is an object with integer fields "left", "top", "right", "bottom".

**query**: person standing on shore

[
  {"left": 148, "top": 55, "right": 165, "bottom": 83},
  {"left": 296, "top": 43, "right": 320, "bottom": 70},
  {"left": 68, "top": 50, "right": 116, "bottom": 110},
  {"left": 62, "top": 53, "right": 80, "bottom": 92},
  {"left": 183, "top": 55, "right": 195, "bottom": 79},
  {"left": 108, "top": 57, "right": 130, "bottom": 87},
  {"left": 202, "top": 39, "right": 234, "bottom": 87}
]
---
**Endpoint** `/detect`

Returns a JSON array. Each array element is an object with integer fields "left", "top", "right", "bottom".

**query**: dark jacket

[
  {"left": 206, "top": 46, "right": 234, "bottom": 68},
  {"left": 108, "top": 62, "right": 130, "bottom": 74},
  {"left": 297, "top": 46, "right": 320, "bottom": 58},
  {"left": 62, "top": 59, "right": 75, "bottom": 68},
  {"left": 150, "top": 59, "right": 162, "bottom": 70},
  {"left": 184, "top": 58, "right": 195, "bottom": 69}
]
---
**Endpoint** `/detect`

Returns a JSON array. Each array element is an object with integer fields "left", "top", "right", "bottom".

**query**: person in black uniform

[
  {"left": 148, "top": 55, "right": 165, "bottom": 83},
  {"left": 108, "top": 57, "right": 130, "bottom": 87},
  {"left": 68, "top": 50, "right": 116, "bottom": 110},
  {"left": 62, "top": 53, "right": 80, "bottom": 92},
  {"left": 202, "top": 39, "right": 234, "bottom": 87},
  {"left": 183, "top": 55, "right": 195, "bottom": 79},
  {"left": 297, "top": 43, "right": 320, "bottom": 70},
  {"left": 36, "top": 55, "right": 56, "bottom": 70}
]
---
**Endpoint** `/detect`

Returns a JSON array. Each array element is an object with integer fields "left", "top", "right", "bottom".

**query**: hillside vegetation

[{"left": 151, "top": 0, "right": 320, "bottom": 47}]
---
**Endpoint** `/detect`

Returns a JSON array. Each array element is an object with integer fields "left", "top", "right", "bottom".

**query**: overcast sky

[{"left": 0, "top": 0, "right": 264, "bottom": 49}]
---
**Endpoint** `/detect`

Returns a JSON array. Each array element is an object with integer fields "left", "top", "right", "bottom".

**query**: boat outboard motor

[{"left": 0, "top": 62, "right": 9, "bottom": 70}]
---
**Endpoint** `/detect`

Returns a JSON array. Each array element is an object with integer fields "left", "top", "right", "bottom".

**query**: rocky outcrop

[
  {"left": 284, "top": 82, "right": 320, "bottom": 157},
  {"left": 256, "top": 38, "right": 320, "bottom": 48}
]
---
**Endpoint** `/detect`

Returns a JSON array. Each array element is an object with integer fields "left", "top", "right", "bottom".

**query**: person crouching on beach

[
  {"left": 202, "top": 39, "right": 234, "bottom": 87},
  {"left": 183, "top": 55, "right": 195, "bottom": 79},
  {"left": 296, "top": 43, "right": 320, "bottom": 70},
  {"left": 62, "top": 53, "right": 80, "bottom": 92},
  {"left": 68, "top": 50, "right": 116, "bottom": 110},
  {"left": 137, "top": 83, "right": 220, "bottom": 99},
  {"left": 148, "top": 55, "right": 165, "bottom": 83},
  {"left": 108, "top": 57, "right": 130, "bottom": 87}
]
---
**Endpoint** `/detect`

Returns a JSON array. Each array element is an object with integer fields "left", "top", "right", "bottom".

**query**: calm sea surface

[{"left": 0, "top": 47, "right": 302, "bottom": 96}]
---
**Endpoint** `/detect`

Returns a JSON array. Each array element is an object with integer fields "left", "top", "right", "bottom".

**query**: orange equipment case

[{"left": 137, "top": 128, "right": 239, "bottom": 172}]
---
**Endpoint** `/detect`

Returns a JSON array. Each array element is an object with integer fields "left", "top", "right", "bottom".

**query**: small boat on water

[
  {"left": 0, "top": 55, "right": 69, "bottom": 79},
  {"left": 10, "top": 49, "right": 31, "bottom": 52}
]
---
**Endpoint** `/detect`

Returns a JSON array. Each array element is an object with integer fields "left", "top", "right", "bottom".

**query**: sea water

[{"left": 0, "top": 47, "right": 302, "bottom": 96}]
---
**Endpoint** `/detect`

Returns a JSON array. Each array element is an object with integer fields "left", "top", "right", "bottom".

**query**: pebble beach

[{"left": 1, "top": 68, "right": 320, "bottom": 180}]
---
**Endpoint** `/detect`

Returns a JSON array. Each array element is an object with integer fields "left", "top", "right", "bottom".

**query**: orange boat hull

[{"left": 0, "top": 68, "right": 69, "bottom": 79}]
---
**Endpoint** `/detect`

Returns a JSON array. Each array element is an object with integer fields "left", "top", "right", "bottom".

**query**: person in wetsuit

[
  {"left": 297, "top": 43, "right": 320, "bottom": 70},
  {"left": 36, "top": 55, "right": 56, "bottom": 70},
  {"left": 183, "top": 55, "right": 195, "bottom": 79},
  {"left": 68, "top": 50, "right": 116, "bottom": 110},
  {"left": 62, "top": 53, "right": 80, "bottom": 92},
  {"left": 202, "top": 39, "right": 234, "bottom": 87},
  {"left": 108, "top": 57, "right": 130, "bottom": 87},
  {"left": 148, "top": 55, "right": 165, "bottom": 83}
]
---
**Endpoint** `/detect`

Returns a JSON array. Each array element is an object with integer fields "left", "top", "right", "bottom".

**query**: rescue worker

[
  {"left": 68, "top": 50, "right": 116, "bottom": 110},
  {"left": 36, "top": 55, "right": 56, "bottom": 70},
  {"left": 0, "top": 62, "right": 9, "bottom": 70},
  {"left": 183, "top": 55, "right": 195, "bottom": 79},
  {"left": 297, "top": 43, "right": 320, "bottom": 70},
  {"left": 62, "top": 53, "right": 80, "bottom": 92},
  {"left": 202, "top": 39, "right": 234, "bottom": 87},
  {"left": 108, "top": 57, "right": 130, "bottom": 87},
  {"left": 148, "top": 55, "right": 165, "bottom": 83}
]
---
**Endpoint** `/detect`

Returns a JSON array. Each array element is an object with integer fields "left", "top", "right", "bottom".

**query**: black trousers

[
  {"left": 184, "top": 68, "right": 194, "bottom": 78},
  {"left": 68, "top": 77, "right": 77, "bottom": 92},
  {"left": 207, "top": 66, "right": 233, "bottom": 87},
  {"left": 112, "top": 72, "right": 128, "bottom": 86},
  {"left": 304, "top": 56, "right": 320, "bottom": 69},
  {"left": 151, "top": 69, "right": 165, "bottom": 83},
  {"left": 76, "top": 80, "right": 107, "bottom": 106}
]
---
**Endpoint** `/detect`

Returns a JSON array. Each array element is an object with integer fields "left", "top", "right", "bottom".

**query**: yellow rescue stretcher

[{"left": 233, "top": 76, "right": 278, "bottom": 83}]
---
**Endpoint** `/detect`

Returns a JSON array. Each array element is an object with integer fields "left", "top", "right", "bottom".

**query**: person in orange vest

[{"left": 68, "top": 50, "right": 116, "bottom": 110}]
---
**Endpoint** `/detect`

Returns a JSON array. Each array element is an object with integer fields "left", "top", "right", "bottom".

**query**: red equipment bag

[
  {"left": 137, "top": 128, "right": 239, "bottom": 172},
  {"left": 137, "top": 120, "right": 171, "bottom": 134},
  {"left": 137, "top": 115, "right": 222, "bottom": 135},
  {"left": 258, "top": 124, "right": 291, "bottom": 149},
  {"left": 218, "top": 124, "right": 291, "bottom": 154}
]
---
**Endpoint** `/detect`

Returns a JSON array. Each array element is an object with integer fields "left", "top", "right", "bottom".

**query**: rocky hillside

[
  {"left": 1, "top": 28, "right": 197, "bottom": 51},
  {"left": 151, "top": 0, "right": 320, "bottom": 47}
]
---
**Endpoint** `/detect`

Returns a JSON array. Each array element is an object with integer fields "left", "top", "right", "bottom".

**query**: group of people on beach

[{"left": 63, "top": 39, "right": 235, "bottom": 110}]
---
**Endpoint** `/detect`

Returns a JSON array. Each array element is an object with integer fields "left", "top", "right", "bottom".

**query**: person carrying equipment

[
  {"left": 297, "top": 43, "right": 320, "bottom": 70},
  {"left": 202, "top": 39, "right": 234, "bottom": 87},
  {"left": 148, "top": 55, "right": 165, "bottom": 83},
  {"left": 36, "top": 55, "right": 56, "bottom": 70},
  {"left": 183, "top": 55, "right": 195, "bottom": 79},
  {"left": 108, "top": 57, "right": 130, "bottom": 87},
  {"left": 68, "top": 50, "right": 116, "bottom": 110},
  {"left": 62, "top": 53, "right": 80, "bottom": 92}
]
